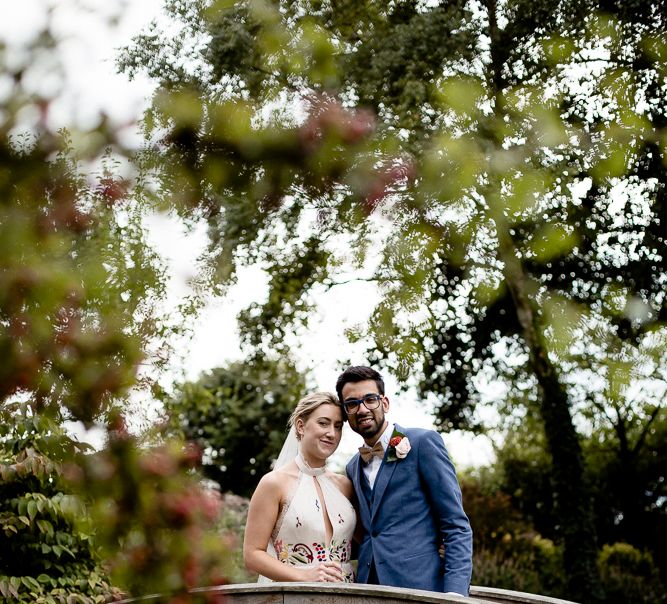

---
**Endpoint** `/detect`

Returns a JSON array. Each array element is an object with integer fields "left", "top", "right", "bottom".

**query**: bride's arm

[
  {"left": 243, "top": 473, "right": 301, "bottom": 581},
  {"left": 243, "top": 473, "right": 343, "bottom": 582}
]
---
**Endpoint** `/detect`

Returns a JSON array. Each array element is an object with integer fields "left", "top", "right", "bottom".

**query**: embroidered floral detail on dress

[
  {"left": 313, "top": 542, "right": 327, "bottom": 562},
  {"left": 328, "top": 538, "right": 351, "bottom": 563},
  {"left": 273, "top": 538, "right": 353, "bottom": 569},
  {"left": 274, "top": 539, "right": 289, "bottom": 562},
  {"left": 274, "top": 541, "right": 314, "bottom": 565}
]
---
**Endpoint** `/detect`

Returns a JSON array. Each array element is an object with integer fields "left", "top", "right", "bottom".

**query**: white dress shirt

[{"left": 362, "top": 422, "right": 394, "bottom": 489}]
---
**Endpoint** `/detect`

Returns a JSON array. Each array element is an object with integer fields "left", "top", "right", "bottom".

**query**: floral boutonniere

[{"left": 386, "top": 428, "right": 411, "bottom": 462}]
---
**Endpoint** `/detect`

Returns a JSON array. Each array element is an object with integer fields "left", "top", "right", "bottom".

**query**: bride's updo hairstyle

[{"left": 290, "top": 391, "right": 343, "bottom": 440}]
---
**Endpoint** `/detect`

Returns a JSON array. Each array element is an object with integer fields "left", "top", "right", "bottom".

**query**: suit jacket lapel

[{"left": 371, "top": 425, "right": 405, "bottom": 520}]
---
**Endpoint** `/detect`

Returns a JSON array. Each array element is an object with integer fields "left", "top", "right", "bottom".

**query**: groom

[{"left": 337, "top": 366, "right": 473, "bottom": 596}]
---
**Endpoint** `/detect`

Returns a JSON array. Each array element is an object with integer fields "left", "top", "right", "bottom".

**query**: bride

[{"left": 243, "top": 392, "right": 356, "bottom": 582}]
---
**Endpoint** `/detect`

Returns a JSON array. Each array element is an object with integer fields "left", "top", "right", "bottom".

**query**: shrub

[
  {"left": 598, "top": 543, "right": 665, "bottom": 604},
  {"left": 0, "top": 405, "right": 118, "bottom": 603},
  {"left": 216, "top": 493, "right": 256, "bottom": 584},
  {"left": 473, "top": 534, "right": 566, "bottom": 598}
]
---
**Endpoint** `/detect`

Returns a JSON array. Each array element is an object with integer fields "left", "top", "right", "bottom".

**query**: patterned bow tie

[{"left": 359, "top": 441, "right": 384, "bottom": 464}]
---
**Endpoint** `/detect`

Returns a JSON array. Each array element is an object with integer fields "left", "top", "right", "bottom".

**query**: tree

[
  {"left": 122, "top": 1, "right": 667, "bottom": 600},
  {"left": 492, "top": 388, "right": 666, "bottom": 587},
  {"left": 555, "top": 329, "right": 666, "bottom": 559},
  {"left": 163, "top": 357, "right": 308, "bottom": 497},
  {"left": 1, "top": 20, "right": 230, "bottom": 602}
]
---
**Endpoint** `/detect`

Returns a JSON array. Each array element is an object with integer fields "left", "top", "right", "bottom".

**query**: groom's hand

[{"left": 301, "top": 561, "right": 344, "bottom": 582}]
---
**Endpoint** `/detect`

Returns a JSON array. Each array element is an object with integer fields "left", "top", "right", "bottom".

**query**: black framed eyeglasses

[{"left": 343, "top": 393, "right": 383, "bottom": 415}]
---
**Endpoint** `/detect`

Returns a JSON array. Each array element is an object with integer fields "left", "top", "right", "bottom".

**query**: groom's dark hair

[{"left": 336, "top": 366, "right": 385, "bottom": 401}]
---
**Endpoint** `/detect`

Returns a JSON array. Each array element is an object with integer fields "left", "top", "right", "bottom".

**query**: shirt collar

[{"left": 376, "top": 422, "right": 394, "bottom": 451}]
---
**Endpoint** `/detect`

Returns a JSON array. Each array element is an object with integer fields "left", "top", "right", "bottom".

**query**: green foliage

[
  {"left": 0, "top": 404, "right": 118, "bottom": 603},
  {"left": 0, "top": 35, "right": 166, "bottom": 425},
  {"left": 491, "top": 377, "right": 667, "bottom": 584},
  {"left": 463, "top": 466, "right": 667, "bottom": 603},
  {"left": 586, "top": 410, "right": 667, "bottom": 583},
  {"left": 1, "top": 20, "right": 232, "bottom": 603},
  {"left": 164, "top": 358, "right": 308, "bottom": 497},
  {"left": 237, "top": 236, "right": 333, "bottom": 354},
  {"left": 329, "top": 0, "right": 474, "bottom": 143},
  {"left": 485, "top": 406, "right": 667, "bottom": 604},
  {"left": 473, "top": 542, "right": 565, "bottom": 598},
  {"left": 122, "top": 1, "right": 667, "bottom": 600},
  {"left": 598, "top": 543, "right": 665, "bottom": 604},
  {"left": 462, "top": 476, "right": 567, "bottom": 597},
  {"left": 0, "top": 132, "right": 149, "bottom": 424},
  {"left": 216, "top": 493, "right": 255, "bottom": 583},
  {"left": 71, "top": 426, "right": 229, "bottom": 601},
  {"left": 462, "top": 476, "right": 536, "bottom": 552}
]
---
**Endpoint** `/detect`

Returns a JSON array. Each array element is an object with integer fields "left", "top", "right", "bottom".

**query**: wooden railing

[{"left": 119, "top": 582, "right": 581, "bottom": 603}]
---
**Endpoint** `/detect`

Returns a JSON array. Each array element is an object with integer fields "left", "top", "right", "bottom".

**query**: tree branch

[
  {"left": 631, "top": 405, "right": 663, "bottom": 457},
  {"left": 323, "top": 276, "right": 387, "bottom": 291}
]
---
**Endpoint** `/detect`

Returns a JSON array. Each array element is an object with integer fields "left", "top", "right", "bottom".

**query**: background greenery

[{"left": 1, "top": 1, "right": 665, "bottom": 603}]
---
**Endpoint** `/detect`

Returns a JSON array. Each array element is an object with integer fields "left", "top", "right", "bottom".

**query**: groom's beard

[{"left": 354, "top": 413, "right": 385, "bottom": 441}]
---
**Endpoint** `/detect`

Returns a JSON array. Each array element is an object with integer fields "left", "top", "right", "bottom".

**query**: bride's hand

[{"left": 300, "top": 561, "right": 344, "bottom": 582}]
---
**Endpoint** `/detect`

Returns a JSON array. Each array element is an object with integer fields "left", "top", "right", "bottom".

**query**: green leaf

[
  {"left": 61, "top": 545, "right": 76, "bottom": 559},
  {"left": 8, "top": 582, "right": 19, "bottom": 599},
  {"left": 36, "top": 519, "right": 54, "bottom": 536},
  {"left": 21, "top": 575, "right": 41, "bottom": 591},
  {"left": 27, "top": 500, "right": 38, "bottom": 521}
]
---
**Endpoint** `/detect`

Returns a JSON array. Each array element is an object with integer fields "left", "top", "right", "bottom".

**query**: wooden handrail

[{"left": 118, "top": 582, "right": 581, "bottom": 603}]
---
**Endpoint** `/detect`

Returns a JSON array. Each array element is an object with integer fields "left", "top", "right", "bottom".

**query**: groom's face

[{"left": 341, "top": 379, "right": 389, "bottom": 443}]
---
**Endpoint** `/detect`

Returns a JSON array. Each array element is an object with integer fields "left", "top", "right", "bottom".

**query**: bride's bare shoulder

[{"left": 259, "top": 466, "right": 299, "bottom": 491}]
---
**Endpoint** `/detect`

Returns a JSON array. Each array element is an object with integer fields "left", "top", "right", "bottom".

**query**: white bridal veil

[{"left": 272, "top": 425, "right": 299, "bottom": 470}]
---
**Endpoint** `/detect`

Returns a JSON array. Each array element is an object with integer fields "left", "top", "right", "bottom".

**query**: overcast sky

[
  {"left": 2, "top": 0, "right": 161, "bottom": 130},
  {"left": 2, "top": 0, "right": 494, "bottom": 469}
]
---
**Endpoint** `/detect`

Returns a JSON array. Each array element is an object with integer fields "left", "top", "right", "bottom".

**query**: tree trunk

[
  {"left": 493, "top": 225, "right": 601, "bottom": 602},
  {"left": 484, "top": 3, "right": 602, "bottom": 599}
]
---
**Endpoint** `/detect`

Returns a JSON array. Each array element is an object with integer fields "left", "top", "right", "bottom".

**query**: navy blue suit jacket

[{"left": 346, "top": 425, "right": 473, "bottom": 595}]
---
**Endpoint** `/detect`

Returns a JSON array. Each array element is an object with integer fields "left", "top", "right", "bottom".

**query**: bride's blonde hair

[{"left": 289, "top": 392, "right": 342, "bottom": 440}]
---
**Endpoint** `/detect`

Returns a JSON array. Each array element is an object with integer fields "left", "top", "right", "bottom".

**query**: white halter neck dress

[{"left": 259, "top": 454, "right": 356, "bottom": 582}]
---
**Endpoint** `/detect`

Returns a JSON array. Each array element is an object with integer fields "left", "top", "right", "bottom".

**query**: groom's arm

[{"left": 417, "top": 430, "right": 473, "bottom": 596}]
